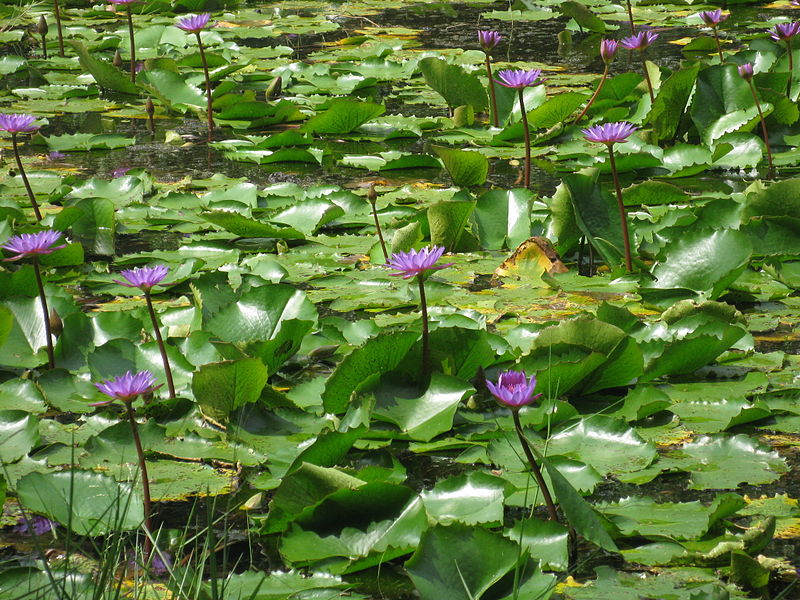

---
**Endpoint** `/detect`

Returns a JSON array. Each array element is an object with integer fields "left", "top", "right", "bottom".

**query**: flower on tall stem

[
  {"left": 494, "top": 69, "right": 545, "bottom": 188},
  {"left": 108, "top": 0, "right": 141, "bottom": 84},
  {"left": 176, "top": 14, "right": 215, "bottom": 142},
  {"left": 574, "top": 39, "right": 618, "bottom": 123},
  {"left": 386, "top": 246, "right": 452, "bottom": 384},
  {"left": 698, "top": 10, "right": 729, "bottom": 62},
  {"left": 621, "top": 30, "right": 659, "bottom": 102},
  {"left": 582, "top": 122, "right": 637, "bottom": 272},
  {"left": 114, "top": 265, "right": 176, "bottom": 399},
  {"left": 95, "top": 370, "right": 161, "bottom": 560},
  {"left": 739, "top": 63, "right": 774, "bottom": 179},
  {"left": 0, "top": 113, "right": 43, "bottom": 221},
  {"left": 2, "top": 230, "right": 66, "bottom": 368},
  {"left": 367, "top": 183, "right": 388, "bottom": 262},
  {"left": 486, "top": 370, "right": 558, "bottom": 522},
  {"left": 769, "top": 22, "right": 800, "bottom": 97},
  {"left": 478, "top": 30, "right": 502, "bottom": 127}
]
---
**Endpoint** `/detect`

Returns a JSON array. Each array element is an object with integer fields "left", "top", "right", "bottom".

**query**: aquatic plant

[
  {"left": 478, "top": 30, "right": 502, "bottom": 127},
  {"left": 0, "top": 113, "right": 43, "bottom": 221},
  {"left": 621, "top": 30, "right": 659, "bottom": 102},
  {"left": 486, "top": 370, "right": 558, "bottom": 522},
  {"left": 176, "top": 13, "right": 215, "bottom": 141},
  {"left": 698, "top": 9, "right": 729, "bottom": 62},
  {"left": 51, "top": 0, "right": 65, "bottom": 56},
  {"left": 582, "top": 121, "right": 637, "bottom": 271},
  {"left": 769, "top": 21, "right": 800, "bottom": 97},
  {"left": 494, "top": 68, "right": 545, "bottom": 188},
  {"left": 386, "top": 246, "right": 452, "bottom": 383},
  {"left": 95, "top": 370, "right": 162, "bottom": 560},
  {"left": 2, "top": 230, "right": 67, "bottom": 368},
  {"left": 574, "top": 39, "right": 618, "bottom": 123},
  {"left": 114, "top": 265, "right": 176, "bottom": 398}
]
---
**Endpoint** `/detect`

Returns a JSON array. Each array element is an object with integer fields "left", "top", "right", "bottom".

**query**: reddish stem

[
  {"left": 53, "top": 0, "right": 64, "bottom": 57},
  {"left": 124, "top": 399, "right": 152, "bottom": 561},
  {"left": 144, "top": 291, "right": 176, "bottom": 399},
  {"left": 485, "top": 56, "right": 499, "bottom": 127},
  {"left": 574, "top": 65, "right": 609, "bottom": 124},
  {"left": 607, "top": 145, "right": 633, "bottom": 272},
  {"left": 195, "top": 31, "right": 215, "bottom": 142},
  {"left": 517, "top": 88, "right": 531, "bottom": 189},
  {"left": 417, "top": 275, "right": 430, "bottom": 386},
  {"left": 32, "top": 258, "right": 55, "bottom": 369},
  {"left": 712, "top": 27, "right": 723, "bottom": 62},
  {"left": 640, "top": 50, "right": 655, "bottom": 102},
  {"left": 126, "top": 6, "right": 136, "bottom": 84},
  {"left": 747, "top": 80, "right": 775, "bottom": 179},
  {"left": 512, "top": 410, "right": 559, "bottom": 522},
  {"left": 11, "top": 133, "right": 42, "bottom": 222}
]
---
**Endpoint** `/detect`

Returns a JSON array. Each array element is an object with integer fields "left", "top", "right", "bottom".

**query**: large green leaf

[
  {"left": 472, "top": 188, "right": 533, "bottom": 250},
  {"left": 137, "top": 69, "right": 206, "bottom": 111},
  {"left": 647, "top": 62, "right": 700, "bottom": 144},
  {"left": 428, "top": 196, "right": 477, "bottom": 252},
  {"left": 527, "top": 92, "right": 585, "bottom": 129},
  {"left": 743, "top": 178, "right": 800, "bottom": 220},
  {"left": 322, "top": 331, "right": 418, "bottom": 414},
  {"left": 192, "top": 358, "right": 268, "bottom": 423},
  {"left": 432, "top": 146, "right": 488, "bottom": 187},
  {"left": 68, "top": 40, "right": 138, "bottom": 94},
  {"left": 302, "top": 99, "right": 385, "bottom": 134},
  {"left": 690, "top": 64, "right": 765, "bottom": 145},
  {"left": 205, "top": 284, "right": 317, "bottom": 344},
  {"left": 405, "top": 523, "right": 523, "bottom": 600},
  {"left": 374, "top": 373, "right": 472, "bottom": 441},
  {"left": 419, "top": 57, "right": 488, "bottom": 111},
  {"left": 540, "top": 455, "right": 619, "bottom": 552},
  {"left": 0, "top": 411, "right": 39, "bottom": 463},
  {"left": 68, "top": 197, "right": 115, "bottom": 256},
  {"left": 202, "top": 211, "right": 305, "bottom": 239},
  {"left": 647, "top": 228, "right": 752, "bottom": 298},
  {"left": 558, "top": 1, "right": 605, "bottom": 32},
  {"left": 421, "top": 471, "right": 507, "bottom": 526},
  {"left": 16, "top": 471, "right": 143, "bottom": 535}
]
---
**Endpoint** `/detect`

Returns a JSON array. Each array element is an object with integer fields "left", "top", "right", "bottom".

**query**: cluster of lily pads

[{"left": 2, "top": 0, "right": 800, "bottom": 598}]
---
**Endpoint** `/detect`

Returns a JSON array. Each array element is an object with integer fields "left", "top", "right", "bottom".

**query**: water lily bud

[
  {"left": 600, "top": 39, "right": 619, "bottom": 64},
  {"left": 367, "top": 182, "right": 377, "bottom": 205},
  {"left": 113, "top": 49, "right": 123, "bottom": 68},
  {"left": 738, "top": 62, "right": 754, "bottom": 82},
  {"left": 49, "top": 308, "right": 63, "bottom": 337},
  {"left": 38, "top": 15, "right": 49, "bottom": 37}
]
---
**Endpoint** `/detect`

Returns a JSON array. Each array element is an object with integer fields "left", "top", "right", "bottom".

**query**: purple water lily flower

[
  {"left": 620, "top": 30, "right": 659, "bottom": 50},
  {"left": 699, "top": 10, "right": 729, "bottom": 27},
  {"left": 486, "top": 370, "right": 542, "bottom": 409},
  {"left": 770, "top": 22, "right": 800, "bottom": 41},
  {"left": 176, "top": 13, "right": 212, "bottom": 33},
  {"left": 1, "top": 231, "right": 66, "bottom": 261},
  {"left": 114, "top": 265, "right": 169, "bottom": 292},
  {"left": 478, "top": 30, "right": 501, "bottom": 51},
  {"left": 738, "top": 62, "right": 754, "bottom": 81},
  {"left": 582, "top": 121, "right": 637, "bottom": 145},
  {"left": 14, "top": 515, "right": 57, "bottom": 536},
  {"left": 107, "top": 0, "right": 139, "bottom": 4},
  {"left": 0, "top": 113, "right": 40, "bottom": 134},
  {"left": 494, "top": 68, "right": 544, "bottom": 89},
  {"left": 48, "top": 151, "right": 66, "bottom": 161},
  {"left": 600, "top": 39, "right": 619, "bottom": 63},
  {"left": 94, "top": 370, "right": 161, "bottom": 404},
  {"left": 111, "top": 166, "right": 132, "bottom": 178},
  {"left": 386, "top": 246, "right": 453, "bottom": 279}
]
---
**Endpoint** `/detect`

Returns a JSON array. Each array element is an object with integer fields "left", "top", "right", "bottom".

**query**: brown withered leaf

[{"left": 493, "top": 236, "right": 568, "bottom": 281}]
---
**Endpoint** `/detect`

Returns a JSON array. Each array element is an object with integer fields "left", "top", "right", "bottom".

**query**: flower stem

[
  {"left": 607, "top": 145, "right": 633, "bottom": 272},
  {"left": 368, "top": 184, "right": 389, "bottom": 262},
  {"left": 144, "top": 291, "right": 176, "bottom": 399},
  {"left": 640, "top": 50, "right": 655, "bottom": 102},
  {"left": 195, "top": 31, "right": 215, "bottom": 142},
  {"left": 511, "top": 410, "right": 559, "bottom": 522},
  {"left": 573, "top": 65, "right": 609, "bottom": 124},
  {"left": 126, "top": 6, "right": 136, "bottom": 84},
  {"left": 417, "top": 275, "right": 430, "bottom": 385},
  {"left": 517, "top": 88, "right": 531, "bottom": 189},
  {"left": 124, "top": 399, "right": 153, "bottom": 561},
  {"left": 53, "top": 0, "right": 64, "bottom": 57},
  {"left": 747, "top": 80, "right": 775, "bottom": 179},
  {"left": 625, "top": 0, "right": 636, "bottom": 34},
  {"left": 32, "top": 258, "right": 55, "bottom": 369},
  {"left": 712, "top": 27, "right": 723, "bottom": 62},
  {"left": 11, "top": 134, "right": 42, "bottom": 222},
  {"left": 485, "top": 56, "right": 499, "bottom": 127},
  {"left": 787, "top": 39, "right": 794, "bottom": 98}
]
